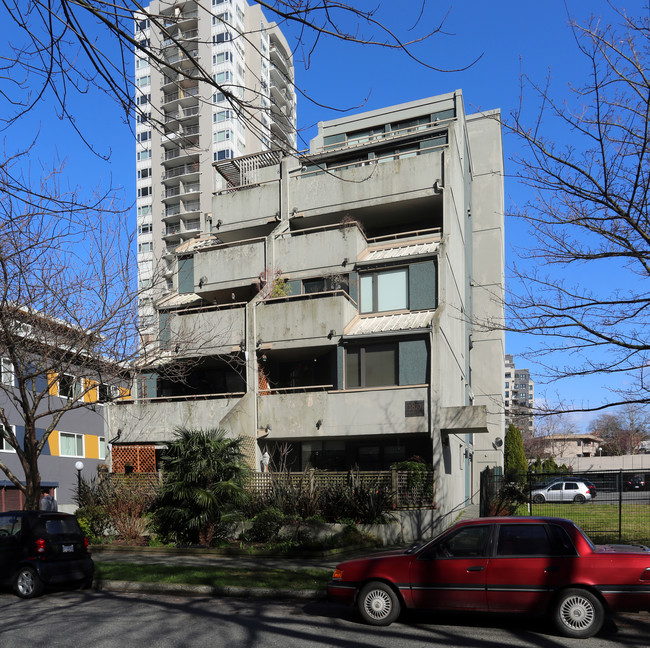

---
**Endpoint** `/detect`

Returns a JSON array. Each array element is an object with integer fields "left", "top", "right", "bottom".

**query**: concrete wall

[
  {"left": 273, "top": 224, "right": 367, "bottom": 277},
  {"left": 257, "top": 386, "right": 429, "bottom": 439},
  {"left": 256, "top": 293, "right": 358, "bottom": 348},
  {"left": 106, "top": 396, "right": 241, "bottom": 445},
  {"left": 194, "top": 239, "right": 267, "bottom": 293},
  {"left": 170, "top": 305, "right": 245, "bottom": 354},
  {"left": 290, "top": 153, "right": 442, "bottom": 220}
]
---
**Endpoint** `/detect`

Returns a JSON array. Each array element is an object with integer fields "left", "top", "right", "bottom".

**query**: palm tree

[{"left": 152, "top": 427, "right": 249, "bottom": 546}]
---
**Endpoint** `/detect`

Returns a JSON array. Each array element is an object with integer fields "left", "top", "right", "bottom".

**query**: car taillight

[
  {"left": 84, "top": 537, "right": 89, "bottom": 550},
  {"left": 332, "top": 568, "right": 343, "bottom": 580},
  {"left": 35, "top": 538, "right": 46, "bottom": 554}
]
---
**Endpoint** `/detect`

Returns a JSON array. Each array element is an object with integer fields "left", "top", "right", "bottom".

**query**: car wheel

[
  {"left": 533, "top": 494, "right": 545, "bottom": 503},
  {"left": 552, "top": 588, "right": 604, "bottom": 638},
  {"left": 14, "top": 566, "right": 44, "bottom": 599},
  {"left": 357, "top": 581, "right": 401, "bottom": 626},
  {"left": 573, "top": 494, "right": 586, "bottom": 503}
]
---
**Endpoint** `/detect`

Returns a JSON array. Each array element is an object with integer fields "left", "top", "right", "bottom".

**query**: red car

[{"left": 328, "top": 517, "right": 650, "bottom": 638}]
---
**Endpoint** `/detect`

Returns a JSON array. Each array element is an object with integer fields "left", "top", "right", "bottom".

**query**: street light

[
  {"left": 75, "top": 460, "right": 84, "bottom": 497},
  {"left": 598, "top": 447, "right": 603, "bottom": 457}
]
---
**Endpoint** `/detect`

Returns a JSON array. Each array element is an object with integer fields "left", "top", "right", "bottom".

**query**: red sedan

[{"left": 328, "top": 517, "right": 650, "bottom": 638}]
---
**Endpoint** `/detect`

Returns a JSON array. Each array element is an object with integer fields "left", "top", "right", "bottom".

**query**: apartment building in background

[
  {"left": 109, "top": 91, "right": 506, "bottom": 515},
  {"left": 505, "top": 353, "right": 535, "bottom": 433},
  {"left": 134, "top": 0, "right": 296, "bottom": 342}
]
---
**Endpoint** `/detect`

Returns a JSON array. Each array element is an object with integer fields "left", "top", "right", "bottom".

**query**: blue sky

[{"left": 4, "top": 0, "right": 646, "bottom": 430}]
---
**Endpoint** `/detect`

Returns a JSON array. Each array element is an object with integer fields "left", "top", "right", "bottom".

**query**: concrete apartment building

[
  {"left": 134, "top": 0, "right": 296, "bottom": 341},
  {"left": 505, "top": 353, "right": 534, "bottom": 433},
  {"left": 109, "top": 90, "right": 505, "bottom": 515}
]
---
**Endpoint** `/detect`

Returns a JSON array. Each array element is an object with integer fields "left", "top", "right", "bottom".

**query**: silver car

[{"left": 531, "top": 480, "right": 593, "bottom": 503}]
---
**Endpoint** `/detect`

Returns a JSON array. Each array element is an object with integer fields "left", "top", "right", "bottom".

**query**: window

[
  {"left": 60, "top": 432, "right": 84, "bottom": 457},
  {"left": 137, "top": 186, "right": 151, "bottom": 198},
  {"left": 216, "top": 149, "right": 233, "bottom": 161},
  {"left": 0, "top": 425, "right": 16, "bottom": 452},
  {"left": 137, "top": 149, "right": 152, "bottom": 161},
  {"left": 346, "top": 343, "right": 397, "bottom": 388},
  {"left": 1, "top": 358, "right": 14, "bottom": 386},
  {"left": 213, "top": 12, "right": 231, "bottom": 25},
  {"left": 426, "top": 525, "right": 490, "bottom": 559},
  {"left": 137, "top": 168, "right": 151, "bottom": 179},
  {"left": 360, "top": 268, "right": 408, "bottom": 313},
  {"left": 214, "top": 129, "right": 232, "bottom": 142},
  {"left": 214, "top": 51, "right": 232, "bottom": 65},
  {"left": 98, "top": 437, "right": 106, "bottom": 460},
  {"left": 137, "top": 131, "right": 151, "bottom": 143},
  {"left": 98, "top": 384, "right": 119, "bottom": 403},
  {"left": 215, "top": 110, "right": 233, "bottom": 123},
  {"left": 139, "top": 242, "right": 153, "bottom": 253},
  {"left": 496, "top": 524, "right": 553, "bottom": 557},
  {"left": 59, "top": 373, "right": 80, "bottom": 399},
  {"left": 215, "top": 70, "right": 232, "bottom": 84},
  {"left": 214, "top": 32, "right": 232, "bottom": 44},
  {"left": 138, "top": 223, "right": 152, "bottom": 235},
  {"left": 138, "top": 205, "right": 152, "bottom": 217},
  {"left": 136, "top": 93, "right": 151, "bottom": 106},
  {"left": 136, "top": 75, "right": 151, "bottom": 88}
]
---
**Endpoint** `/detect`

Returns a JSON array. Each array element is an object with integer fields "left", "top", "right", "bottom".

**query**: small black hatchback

[{"left": 0, "top": 510, "right": 94, "bottom": 598}]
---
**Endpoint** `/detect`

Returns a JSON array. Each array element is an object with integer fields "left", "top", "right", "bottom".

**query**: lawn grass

[
  {"left": 95, "top": 562, "right": 332, "bottom": 590},
  {"left": 513, "top": 502, "right": 650, "bottom": 545}
]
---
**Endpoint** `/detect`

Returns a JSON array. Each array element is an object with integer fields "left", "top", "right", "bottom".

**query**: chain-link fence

[{"left": 481, "top": 468, "right": 650, "bottom": 544}]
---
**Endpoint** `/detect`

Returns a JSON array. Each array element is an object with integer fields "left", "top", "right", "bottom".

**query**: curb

[{"left": 96, "top": 580, "right": 327, "bottom": 600}]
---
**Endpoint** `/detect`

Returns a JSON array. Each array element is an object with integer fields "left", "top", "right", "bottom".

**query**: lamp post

[
  {"left": 74, "top": 460, "right": 84, "bottom": 498},
  {"left": 598, "top": 447, "right": 603, "bottom": 457}
]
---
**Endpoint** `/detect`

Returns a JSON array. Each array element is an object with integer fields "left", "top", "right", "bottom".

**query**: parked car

[
  {"left": 624, "top": 475, "right": 647, "bottom": 491},
  {"left": 0, "top": 510, "right": 94, "bottom": 598},
  {"left": 530, "top": 479, "right": 595, "bottom": 503},
  {"left": 328, "top": 517, "right": 650, "bottom": 638},
  {"left": 531, "top": 476, "right": 598, "bottom": 498}
]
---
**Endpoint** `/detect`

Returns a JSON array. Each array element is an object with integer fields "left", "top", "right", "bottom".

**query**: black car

[
  {"left": 0, "top": 510, "right": 94, "bottom": 598},
  {"left": 625, "top": 475, "right": 647, "bottom": 491}
]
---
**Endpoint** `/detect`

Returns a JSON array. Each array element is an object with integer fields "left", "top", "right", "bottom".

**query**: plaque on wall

[{"left": 405, "top": 400, "right": 425, "bottom": 417}]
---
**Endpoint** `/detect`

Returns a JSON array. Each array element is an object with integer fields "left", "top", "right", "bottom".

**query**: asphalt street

[{"left": 1, "top": 589, "right": 649, "bottom": 648}]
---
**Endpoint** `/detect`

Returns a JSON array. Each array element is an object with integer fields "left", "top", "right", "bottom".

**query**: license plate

[{"left": 62, "top": 545, "right": 74, "bottom": 553}]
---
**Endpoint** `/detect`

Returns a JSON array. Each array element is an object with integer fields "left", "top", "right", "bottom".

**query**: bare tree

[
  {"left": 588, "top": 404, "right": 648, "bottom": 455},
  {"left": 502, "top": 6, "right": 650, "bottom": 412},
  {"left": 0, "top": 149, "right": 140, "bottom": 509},
  {"left": 2, "top": 1, "right": 473, "bottom": 155}
]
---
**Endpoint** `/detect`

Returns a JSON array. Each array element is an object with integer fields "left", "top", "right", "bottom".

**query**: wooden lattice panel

[
  {"left": 111, "top": 445, "right": 156, "bottom": 473},
  {"left": 239, "top": 435, "right": 256, "bottom": 470}
]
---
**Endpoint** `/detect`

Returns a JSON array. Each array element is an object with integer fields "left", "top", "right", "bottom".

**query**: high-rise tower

[{"left": 134, "top": 1, "right": 296, "bottom": 342}]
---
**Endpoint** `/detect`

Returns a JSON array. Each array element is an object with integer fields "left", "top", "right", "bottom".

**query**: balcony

[
  {"left": 194, "top": 238, "right": 267, "bottom": 294},
  {"left": 163, "top": 162, "right": 200, "bottom": 182},
  {"left": 163, "top": 146, "right": 200, "bottom": 164},
  {"left": 274, "top": 224, "right": 366, "bottom": 275},
  {"left": 169, "top": 304, "right": 246, "bottom": 355},
  {"left": 164, "top": 105, "right": 200, "bottom": 125},
  {"left": 107, "top": 394, "right": 242, "bottom": 444},
  {"left": 212, "top": 179, "right": 280, "bottom": 233},
  {"left": 256, "top": 291, "right": 358, "bottom": 349},
  {"left": 291, "top": 149, "right": 444, "bottom": 221},
  {"left": 257, "top": 385, "right": 429, "bottom": 440}
]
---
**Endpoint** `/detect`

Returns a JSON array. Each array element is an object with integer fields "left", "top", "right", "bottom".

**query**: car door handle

[
  {"left": 467, "top": 566, "right": 484, "bottom": 572},
  {"left": 544, "top": 566, "right": 559, "bottom": 573}
]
